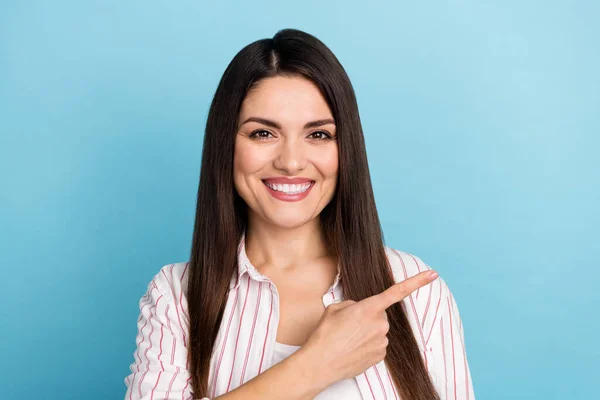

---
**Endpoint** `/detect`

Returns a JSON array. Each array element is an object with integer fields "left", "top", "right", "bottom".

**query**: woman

[{"left": 124, "top": 28, "right": 474, "bottom": 400}]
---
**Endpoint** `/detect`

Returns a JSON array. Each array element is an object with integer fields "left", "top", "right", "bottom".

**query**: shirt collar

[{"left": 229, "top": 231, "right": 342, "bottom": 292}]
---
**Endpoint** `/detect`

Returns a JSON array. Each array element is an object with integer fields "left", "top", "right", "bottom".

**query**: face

[{"left": 234, "top": 75, "right": 339, "bottom": 230}]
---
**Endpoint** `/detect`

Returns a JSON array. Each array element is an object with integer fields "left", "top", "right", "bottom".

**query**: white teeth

[{"left": 265, "top": 181, "right": 312, "bottom": 194}]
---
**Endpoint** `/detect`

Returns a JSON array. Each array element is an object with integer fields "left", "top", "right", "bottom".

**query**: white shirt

[
  {"left": 271, "top": 340, "right": 363, "bottom": 399},
  {"left": 124, "top": 234, "right": 475, "bottom": 399}
]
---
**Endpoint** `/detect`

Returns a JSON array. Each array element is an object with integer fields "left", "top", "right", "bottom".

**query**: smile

[
  {"left": 263, "top": 181, "right": 313, "bottom": 194},
  {"left": 262, "top": 180, "right": 315, "bottom": 202}
]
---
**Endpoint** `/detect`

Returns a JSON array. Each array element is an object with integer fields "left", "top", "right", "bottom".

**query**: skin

[
  {"left": 233, "top": 74, "right": 340, "bottom": 346},
  {"left": 233, "top": 74, "right": 339, "bottom": 281},
  {"left": 216, "top": 270, "right": 439, "bottom": 400},
  {"left": 234, "top": 75, "right": 338, "bottom": 229},
  {"left": 218, "top": 74, "right": 439, "bottom": 399}
]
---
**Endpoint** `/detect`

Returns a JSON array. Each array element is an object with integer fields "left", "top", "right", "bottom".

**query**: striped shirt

[{"left": 124, "top": 233, "right": 475, "bottom": 399}]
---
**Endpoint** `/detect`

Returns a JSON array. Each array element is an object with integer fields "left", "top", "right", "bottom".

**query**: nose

[{"left": 273, "top": 137, "right": 307, "bottom": 174}]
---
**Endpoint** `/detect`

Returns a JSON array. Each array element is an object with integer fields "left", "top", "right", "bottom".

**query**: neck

[{"left": 244, "top": 214, "right": 332, "bottom": 272}]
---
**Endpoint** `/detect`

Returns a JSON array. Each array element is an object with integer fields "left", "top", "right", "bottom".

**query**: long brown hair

[{"left": 187, "top": 28, "right": 440, "bottom": 399}]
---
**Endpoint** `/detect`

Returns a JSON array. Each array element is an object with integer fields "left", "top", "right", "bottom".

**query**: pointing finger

[{"left": 364, "top": 270, "right": 438, "bottom": 311}]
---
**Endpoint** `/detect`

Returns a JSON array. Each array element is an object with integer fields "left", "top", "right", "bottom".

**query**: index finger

[{"left": 363, "top": 271, "right": 438, "bottom": 311}]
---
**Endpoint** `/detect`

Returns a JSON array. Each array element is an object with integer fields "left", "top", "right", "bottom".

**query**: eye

[
  {"left": 249, "top": 129, "right": 275, "bottom": 140},
  {"left": 308, "top": 131, "right": 334, "bottom": 140}
]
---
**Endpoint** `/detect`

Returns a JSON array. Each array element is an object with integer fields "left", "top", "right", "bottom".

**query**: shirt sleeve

[
  {"left": 428, "top": 279, "right": 476, "bottom": 400},
  {"left": 124, "top": 274, "right": 211, "bottom": 400}
]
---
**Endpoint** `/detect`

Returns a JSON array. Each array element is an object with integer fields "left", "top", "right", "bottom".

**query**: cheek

[
  {"left": 233, "top": 140, "right": 273, "bottom": 189},
  {"left": 316, "top": 148, "right": 339, "bottom": 180},
  {"left": 234, "top": 142, "right": 261, "bottom": 176}
]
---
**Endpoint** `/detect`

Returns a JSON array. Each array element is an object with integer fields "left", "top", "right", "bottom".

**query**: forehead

[{"left": 239, "top": 75, "right": 333, "bottom": 122}]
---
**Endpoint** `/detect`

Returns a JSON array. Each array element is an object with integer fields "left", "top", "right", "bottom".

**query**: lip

[
  {"left": 263, "top": 180, "right": 315, "bottom": 202},
  {"left": 262, "top": 177, "right": 315, "bottom": 185}
]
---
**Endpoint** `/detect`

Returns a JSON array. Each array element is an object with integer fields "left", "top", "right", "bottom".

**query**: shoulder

[
  {"left": 384, "top": 246, "right": 451, "bottom": 346},
  {"left": 384, "top": 246, "right": 434, "bottom": 280},
  {"left": 383, "top": 249, "right": 474, "bottom": 393},
  {"left": 384, "top": 245, "right": 450, "bottom": 301},
  {"left": 148, "top": 261, "right": 191, "bottom": 303}
]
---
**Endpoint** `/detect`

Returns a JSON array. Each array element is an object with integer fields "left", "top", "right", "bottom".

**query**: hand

[{"left": 301, "top": 270, "right": 439, "bottom": 386}]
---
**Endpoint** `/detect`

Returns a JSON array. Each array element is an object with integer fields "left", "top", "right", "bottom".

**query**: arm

[
  {"left": 125, "top": 274, "right": 328, "bottom": 400},
  {"left": 213, "top": 346, "right": 327, "bottom": 400},
  {"left": 429, "top": 280, "right": 476, "bottom": 400},
  {"left": 124, "top": 277, "right": 195, "bottom": 400}
]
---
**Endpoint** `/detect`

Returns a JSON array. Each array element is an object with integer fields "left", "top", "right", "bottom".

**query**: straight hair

[{"left": 187, "top": 28, "right": 440, "bottom": 400}]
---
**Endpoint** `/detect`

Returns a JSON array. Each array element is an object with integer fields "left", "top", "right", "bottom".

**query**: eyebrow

[{"left": 240, "top": 117, "right": 335, "bottom": 129}]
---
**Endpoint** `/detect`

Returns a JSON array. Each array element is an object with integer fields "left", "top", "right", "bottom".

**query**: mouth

[
  {"left": 262, "top": 180, "right": 314, "bottom": 193},
  {"left": 262, "top": 179, "right": 315, "bottom": 202}
]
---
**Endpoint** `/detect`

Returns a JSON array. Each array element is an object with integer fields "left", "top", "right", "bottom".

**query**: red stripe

[
  {"left": 421, "top": 274, "right": 433, "bottom": 328},
  {"left": 448, "top": 297, "right": 457, "bottom": 400},
  {"left": 138, "top": 295, "right": 163, "bottom": 398},
  {"left": 149, "top": 370, "right": 162, "bottom": 400},
  {"left": 173, "top": 292, "right": 187, "bottom": 348},
  {"left": 393, "top": 250, "right": 430, "bottom": 371},
  {"left": 240, "top": 281, "right": 263, "bottom": 385},
  {"left": 181, "top": 376, "right": 191, "bottom": 400},
  {"left": 385, "top": 367, "right": 399, "bottom": 400},
  {"left": 373, "top": 364, "right": 388, "bottom": 400},
  {"left": 210, "top": 284, "right": 240, "bottom": 397},
  {"left": 165, "top": 366, "right": 179, "bottom": 399},
  {"left": 165, "top": 305, "right": 177, "bottom": 365},
  {"left": 234, "top": 237, "right": 246, "bottom": 287},
  {"left": 181, "top": 262, "right": 189, "bottom": 281},
  {"left": 171, "top": 337, "right": 176, "bottom": 365},
  {"left": 137, "top": 292, "right": 153, "bottom": 323},
  {"left": 394, "top": 250, "right": 427, "bottom": 348},
  {"left": 179, "top": 264, "right": 189, "bottom": 312},
  {"left": 169, "top": 267, "right": 187, "bottom": 350},
  {"left": 138, "top": 332, "right": 152, "bottom": 397},
  {"left": 408, "top": 254, "right": 422, "bottom": 300},
  {"left": 450, "top": 293, "right": 470, "bottom": 400},
  {"left": 134, "top": 314, "right": 150, "bottom": 372},
  {"left": 179, "top": 263, "right": 189, "bottom": 344},
  {"left": 134, "top": 289, "right": 159, "bottom": 379},
  {"left": 425, "top": 279, "right": 443, "bottom": 346},
  {"left": 161, "top": 267, "right": 173, "bottom": 288},
  {"left": 129, "top": 374, "right": 136, "bottom": 400},
  {"left": 258, "top": 285, "right": 274, "bottom": 374},
  {"left": 364, "top": 372, "right": 376, "bottom": 400},
  {"left": 157, "top": 314, "right": 165, "bottom": 371},
  {"left": 225, "top": 275, "right": 252, "bottom": 392},
  {"left": 441, "top": 316, "right": 448, "bottom": 399},
  {"left": 134, "top": 287, "right": 157, "bottom": 371},
  {"left": 235, "top": 269, "right": 240, "bottom": 288}
]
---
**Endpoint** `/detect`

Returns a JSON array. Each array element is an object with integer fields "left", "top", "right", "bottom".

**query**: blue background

[{"left": 1, "top": 1, "right": 598, "bottom": 399}]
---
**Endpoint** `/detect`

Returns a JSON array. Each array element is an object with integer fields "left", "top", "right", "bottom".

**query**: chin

[{"left": 264, "top": 213, "right": 315, "bottom": 230}]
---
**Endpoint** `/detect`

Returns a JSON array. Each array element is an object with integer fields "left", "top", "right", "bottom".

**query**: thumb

[{"left": 326, "top": 299, "right": 355, "bottom": 310}]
